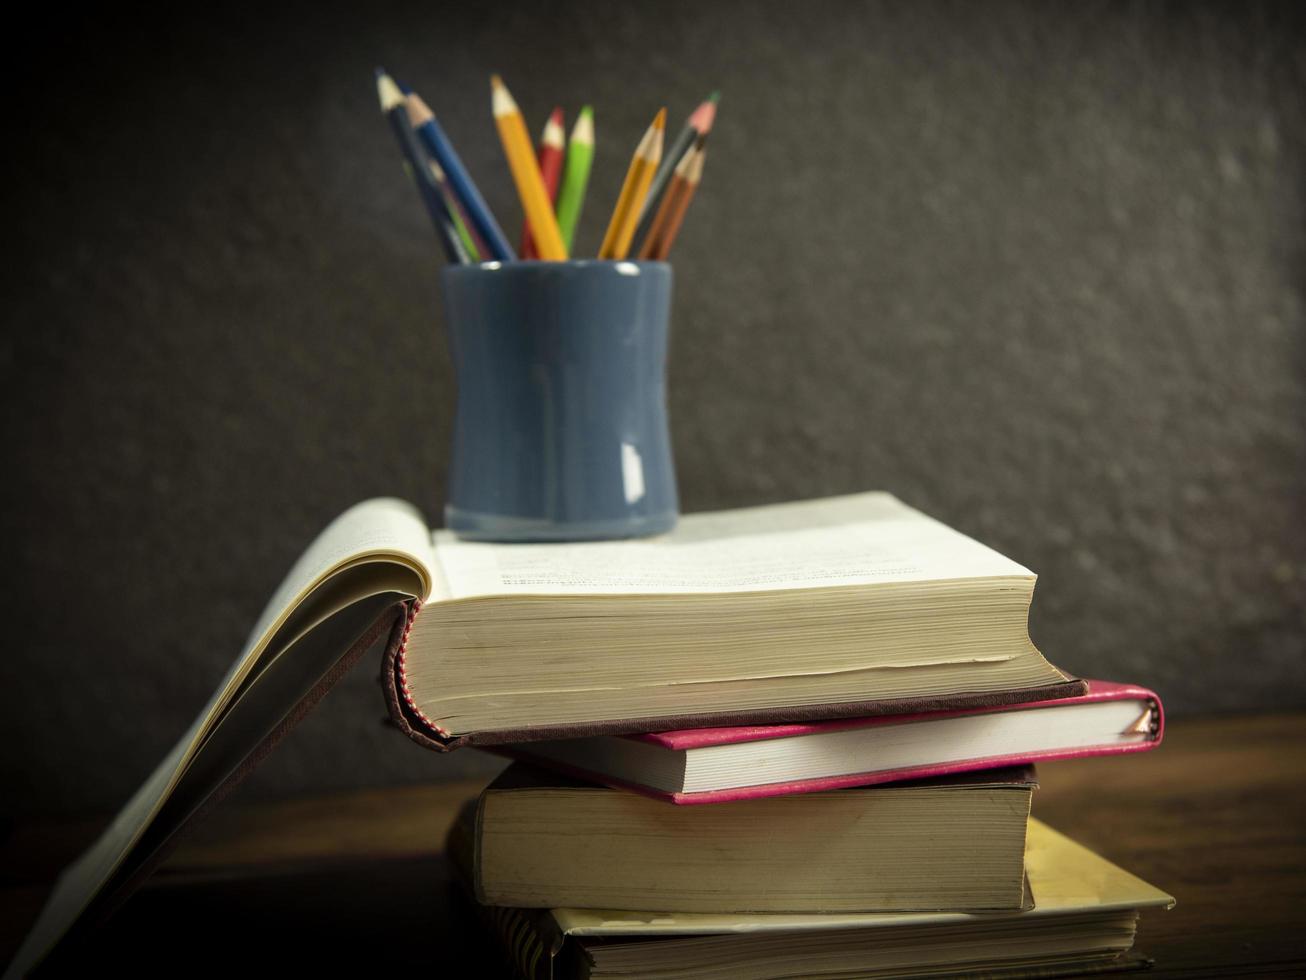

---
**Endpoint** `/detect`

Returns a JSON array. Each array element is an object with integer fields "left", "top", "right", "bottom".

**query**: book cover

[{"left": 495, "top": 679, "right": 1162, "bottom": 804}]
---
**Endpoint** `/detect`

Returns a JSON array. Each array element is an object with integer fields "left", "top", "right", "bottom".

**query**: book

[
  {"left": 463, "top": 819, "right": 1175, "bottom": 980},
  {"left": 7, "top": 490, "right": 1082, "bottom": 977},
  {"left": 397, "top": 490, "right": 1084, "bottom": 745},
  {"left": 501, "top": 679, "right": 1163, "bottom": 804},
  {"left": 454, "top": 763, "right": 1036, "bottom": 913}
]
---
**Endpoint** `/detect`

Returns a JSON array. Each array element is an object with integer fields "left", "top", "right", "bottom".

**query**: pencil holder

[{"left": 441, "top": 260, "right": 679, "bottom": 541}]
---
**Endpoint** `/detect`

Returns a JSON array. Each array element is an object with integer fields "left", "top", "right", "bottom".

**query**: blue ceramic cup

[{"left": 441, "top": 260, "right": 679, "bottom": 541}]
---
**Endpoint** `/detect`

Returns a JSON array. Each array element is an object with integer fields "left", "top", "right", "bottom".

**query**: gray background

[{"left": 3, "top": 1, "right": 1304, "bottom": 818}]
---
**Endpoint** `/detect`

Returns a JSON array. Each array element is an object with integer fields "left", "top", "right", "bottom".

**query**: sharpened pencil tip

[
  {"left": 572, "top": 106, "right": 595, "bottom": 144},
  {"left": 542, "top": 108, "right": 566, "bottom": 147},
  {"left": 405, "top": 91, "right": 434, "bottom": 125},
  {"left": 376, "top": 72, "right": 405, "bottom": 112},
  {"left": 653, "top": 108, "right": 666, "bottom": 130},
  {"left": 688, "top": 96, "right": 719, "bottom": 135},
  {"left": 374, "top": 66, "right": 387, "bottom": 79},
  {"left": 490, "top": 75, "right": 517, "bottom": 116},
  {"left": 709, "top": 90, "right": 721, "bottom": 103}
]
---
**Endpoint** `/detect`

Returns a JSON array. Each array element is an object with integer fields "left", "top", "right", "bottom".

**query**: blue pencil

[
  {"left": 375, "top": 69, "right": 469, "bottom": 264},
  {"left": 405, "top": 88, "right": 516, "bottom": 261}
]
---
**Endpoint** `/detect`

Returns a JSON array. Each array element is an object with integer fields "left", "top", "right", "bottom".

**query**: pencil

[
  {"left": 429, "top": 160, "right": 482, "bottom": 262},
  {"left": 554, "top": 106, "right": 594, "bottom": 254},
  {"left": 405, "top": 89, "right": 516, "bottom": 261},
  {"left": 491, "top": 75, "right": 568, "bottom": 261},
  {"left": 374, "top": 69, "right": 469, "bottom": 264},
  {"left": 520, "top": 107, "right": 566, "bottom": 259},
  {"left": 632, "top": 91, "right": 718, "bottom": 250},
  {"left": 637, "top": 140, "right": 706, "bottom": 261},
  {"left": 598, "top": 108, "right": 665, "bottom": 260}
]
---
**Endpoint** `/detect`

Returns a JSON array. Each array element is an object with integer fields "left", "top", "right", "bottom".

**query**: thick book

[
  {"left": 455, "top": 763, "right": 1036, "bottom": 913},
  {"left": 501, "top": 679, "right": 1163, "bottom": 804},
  {"left": 395, "top": 491, "right": 1082, "bottom": 746},
  {"left": 7, "top": 491, "right": 1084, "bottom": 977},
  {"left": 462, "top": 819, "right": 1175, "bottom": 980}
]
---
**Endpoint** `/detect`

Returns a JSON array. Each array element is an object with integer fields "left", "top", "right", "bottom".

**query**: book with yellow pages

[
  {"left": 463, "top": 819, "right": 1175, "bottom": 980},
  {"left": 457, "top": 763, "right": 1037, "bottom": 913}
]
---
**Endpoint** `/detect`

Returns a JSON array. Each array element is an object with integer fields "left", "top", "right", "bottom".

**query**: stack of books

[
  {"left": 7, "top": 493, "right": 1172, "bottom": 980},
  {"left": 401, "top": 493, "right": 1174, "bottom": 979}
]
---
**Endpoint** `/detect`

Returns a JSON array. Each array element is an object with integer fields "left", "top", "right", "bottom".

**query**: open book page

[
  {"left": 245, "top": 497, "right": 437, "bottom": 647},
  {"left": 5, "top": 498, "right": 436, "bottom": 979},
  {"left": 430, "top": 492, "right": 1034, "bottom": 600}
]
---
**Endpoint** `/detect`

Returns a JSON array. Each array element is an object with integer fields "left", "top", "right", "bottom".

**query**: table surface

[{"left": 3, "top": 712, "right": 1304, "bottom": 977}]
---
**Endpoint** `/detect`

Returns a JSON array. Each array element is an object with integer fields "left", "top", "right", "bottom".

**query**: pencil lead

[
  {"left": 375, "top": 71, "right": 404, "bottom": 112},
  {"left": 688, "top": 97, "right": 718, "bottom": 135},
  {"left": 653, "top": 108, "right": 667, "bottom": 131},
  {"left": 573, "top": 105, "right": 595, "bottom": 144},
  {"left": 490, "top": 75, "right": 517, "bottom": 116},
  {"left": 709, "top": 90, "right": 721, "bottom": 103},
  {"left": 542, "top": 108, "right": 566, "bottom": 148}
]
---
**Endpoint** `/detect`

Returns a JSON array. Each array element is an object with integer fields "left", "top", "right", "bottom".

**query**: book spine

[
  {"left": 395, "top": 598, "right": 451, "bottom": 736},
  {"left": 475, "top": 904, "right": 561, "bottom": 980},
  {"left": 381, "top": 600, "right": 461, "bottom": 752}
]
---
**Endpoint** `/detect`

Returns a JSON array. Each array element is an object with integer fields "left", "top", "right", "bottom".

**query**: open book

[{"left": 8, "top": 491, "right": 1082, "bottom": 977}]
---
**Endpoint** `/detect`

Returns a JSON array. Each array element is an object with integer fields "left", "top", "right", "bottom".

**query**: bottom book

[{"left": 461, "top": 819, "right": 1174, "bottom": 980}]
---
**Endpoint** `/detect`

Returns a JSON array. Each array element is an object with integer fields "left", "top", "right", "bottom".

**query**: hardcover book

[
  {"left": 501, "top": 680, "right": 1163, "bottom": 804},
  {"left": 454, "top": 763, "right": 1036, "bottom": 913},
  {"left": 461, "top": 819, "right": 1175, "bottom": 980}
]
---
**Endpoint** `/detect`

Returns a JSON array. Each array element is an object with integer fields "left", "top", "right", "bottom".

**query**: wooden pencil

[
  {"left": 637, "top": 140, "right": 706, "bottom": 261},
  {"left": 598, "top": 108, "right": 665, "bottom": 260},
  {"left": 632, "top": 92, "right": 718, "bottom": 250},
  {"left": 491, "top": 75, "right": 567, "bottom": 260},
  {"left": 521, "top": 107, "right": 566, "bottom": 259},
  {"left": 555, "top": 106, "right": 594, "bottom": 253}
]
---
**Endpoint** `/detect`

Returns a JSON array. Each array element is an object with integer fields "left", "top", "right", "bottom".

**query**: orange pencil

[
  {"left": 598, "top": 108, "right": 665, "bottom": 260},
  {"left": 520, "top": 107, "right": 565, "bottom": 259},
  {"left": 491, "top": 75, "right": 567, "bottom": 260},
  {"left": 638, "top": 140, "right": 706, "bottom": 260}
]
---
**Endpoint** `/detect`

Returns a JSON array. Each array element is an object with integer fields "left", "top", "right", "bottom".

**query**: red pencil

[{"left": 520, "top": 107, "right": 566, "bottom": 259}]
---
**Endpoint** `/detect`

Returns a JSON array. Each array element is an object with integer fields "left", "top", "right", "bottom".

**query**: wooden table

[{"left": 3, "top": 714, "right": 1304, "bottom": 977}]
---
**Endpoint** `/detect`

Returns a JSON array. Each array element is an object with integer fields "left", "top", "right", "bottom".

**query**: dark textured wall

[{"left": 4, "top": 1, "right": 1304, "bottom": 817}]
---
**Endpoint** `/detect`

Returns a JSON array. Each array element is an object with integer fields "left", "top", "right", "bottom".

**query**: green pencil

[
  {"left": 554, "top": 105, "right": 595, "bottom": 254},
  {"left": 429, "top": 159, "right": 482, "bottom": 261}
]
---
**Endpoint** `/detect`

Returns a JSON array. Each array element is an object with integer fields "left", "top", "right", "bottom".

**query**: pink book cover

[{"left": 501, "top": 679, "right": 1164, "bottom": 805}]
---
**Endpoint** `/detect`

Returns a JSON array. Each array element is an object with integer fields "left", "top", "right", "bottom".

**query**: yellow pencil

[
  {"left": 490, "top": 74, "right": 568, "bottom": 260},
  {"left": 598, "top": 108, "right": 665, "bottom": 260}
]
